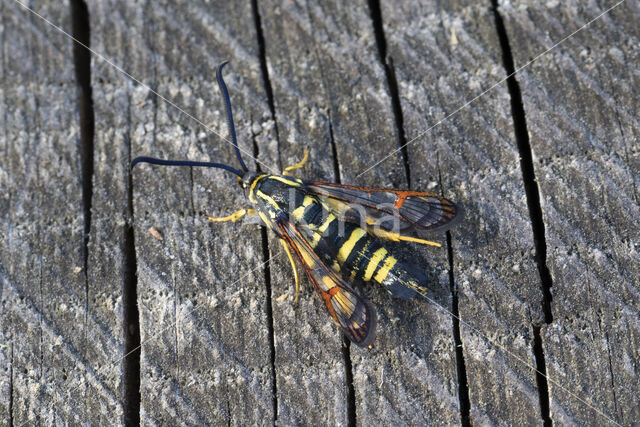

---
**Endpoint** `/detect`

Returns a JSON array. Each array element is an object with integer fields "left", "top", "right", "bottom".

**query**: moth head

[{"left": 241, "top": 170, "right": 261, "bottom": 192}]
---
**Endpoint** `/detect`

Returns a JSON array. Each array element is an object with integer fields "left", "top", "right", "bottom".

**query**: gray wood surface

[
  {"left": 1, "top": 0, "right": 637, "bottom": 425},
  {"left": 501, "top": 1, "right": 640, "bottom": 424},
  {"left": 382, "top": 2, "right": 545, "bottom": 424},
  {"left": 90, "top": 0, "right": 276, "bottom": 424},
  {"left": 1, "top": 1, "right": 120, "bottom": 424}
]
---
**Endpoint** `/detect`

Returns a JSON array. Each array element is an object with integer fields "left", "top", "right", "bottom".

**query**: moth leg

[
  {"left": 279, "top": 239, "right": 300, "bottom": 305},
  {"left": 206, "top": 208, "right": 257, "bottom": 223},
  {"left": 282, "top": 148, "right": 309, "bottom": 176},
  {"left": 369, "top": 227, "right": 441, "bottom": 247}
]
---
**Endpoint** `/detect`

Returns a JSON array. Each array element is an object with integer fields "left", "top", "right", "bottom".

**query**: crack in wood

[
  {"left": 437, "top": 162, "right": 472, "bottom": 427},
  {"left": 367, "top": 0, "right": 411, "bottom": 188},
  {"left": 249, "top": 6, "right": 280, "bottom": 407},
  {"left": 327, "top": 114, "right": 341, "bottom": 186},
  {"left": 446, "top": 230, "right": 472, "bottom": 426},
  {"left": 326, "top": 112, "right": 357, "bottom": 427},
  {"left": 123, "top": 94, "right": 141, "bottom": 426},
  {"left": 252, "top": 0, "right": 281, "bottom": 171},
  {"left": 69, "top": 0, "right": 94, "bottom": 308},
  {"left": 532, "top": 325, "right": 552, "bottom": 427},
  {"left": 370, "top": 1, "right": 473, "bottom": 424},
  {"left": 341, "top": 336, "right": 357, "bottom": 427},
  {"left": 492, "top": 1, "right": 554, "bottom": 424},
  {"left": 490, "top": 0, "right": 553, "bottom": 325},
  {"left": 69, "top": 1, "right": 96, "bottom": 423},
  {"left": 251, "top": 123, "right": 279, "bottom": 424}
]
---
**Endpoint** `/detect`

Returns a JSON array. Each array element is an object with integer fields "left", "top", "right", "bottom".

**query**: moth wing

[
  {"left": 304, "top": 181, "right": 461, "bottom": 235},
  {"left": 275, "top": 215, "right": 377, "bottom": 347}
]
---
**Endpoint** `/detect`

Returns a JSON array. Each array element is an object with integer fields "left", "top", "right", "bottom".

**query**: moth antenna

[
  {"left": 216, "top": 61, "right": 248, "bottom": 173},
  {"left": 131, "top": 156, "right": 243, "bottom": 178}
]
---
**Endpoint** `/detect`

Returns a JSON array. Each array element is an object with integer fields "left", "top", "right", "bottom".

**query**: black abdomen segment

[{"left": 305, "top": 205, "right": 426, "bottom": 299}]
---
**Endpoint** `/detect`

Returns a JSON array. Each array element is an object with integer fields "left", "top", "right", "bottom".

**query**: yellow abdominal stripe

[
  {"left": 363, "top": 247, "right": 388, "bottom": 281},
  {"left": 337, "top": 228, "right": 367, "bottom": 264},
  {"left": 374, "top": 256, "right": 397, "bottom": 283},
  {"left": 318, "top": 214, "right": 336, "bottom": 233},
  {"left": 334, "top": 227, "right": 399, "bottom": 283}
]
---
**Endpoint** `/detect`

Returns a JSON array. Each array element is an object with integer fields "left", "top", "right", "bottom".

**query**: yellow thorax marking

[
  {"left": 269, "top": 175, "right": 302, "bottom": 187},
  {"left": 248, "top": 174, "right": 268, "bottom": 203},
  {"left": 256, "top": 188, "right": 281, "bottom": 211}
]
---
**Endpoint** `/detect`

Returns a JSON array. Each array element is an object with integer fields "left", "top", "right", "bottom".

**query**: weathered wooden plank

[
  {"left": 7, "top": 0, "right": 633, "bottom": 424},
  {"left": 90, "top": 0, "right": 276, "bottom": 423},
  {"left": 258, "top": 0, "right": 460, "bottom": 424},
  {"left": 0, "top": 5, "right": 10, "bottom": 420},
  {"left": 382, "top": 1, "right": 548, "bottom": 424},
  {"left": 500, "top": 0, "right": 640, "bottom": 424},
  {"left": 0, "top": 2, "right": 101, "bottom": 424}
]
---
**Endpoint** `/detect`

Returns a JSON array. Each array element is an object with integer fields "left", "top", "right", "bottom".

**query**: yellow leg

[
  {"left": 369, "top": 227, "right": 441, "bottom": 247},
  {"left": 206, "top": 208, "right": 257, "bottom": 223},
  {"left": 279, "top": 239, "right": 300, "bottom": 305},
  {"left": 282, "top": 148, "right": 309, "bottom": 176}
]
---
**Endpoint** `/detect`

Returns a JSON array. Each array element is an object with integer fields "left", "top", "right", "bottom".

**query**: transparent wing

[
  {"left": 304, "top": 181, "right": 461, "bottom": 234},
  {"left": 275, "top": 214, "right": 377, "bottom": 346}
]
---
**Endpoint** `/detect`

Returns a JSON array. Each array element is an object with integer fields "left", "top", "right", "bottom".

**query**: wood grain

[
  {"left": 2, "top": 0, "right": 636, "bottom": 424},
  {"left": 381, "top": 1, "right": 546, "bottom": 424},
  {"left": 89, "top": 0, "right": 277, "bottom": 423},
  {"left": 0, "top": 2, "right": 120, "bottom": 424},
  {"left": 500, "top": 0, "right": 640, "bottom": 424}
]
